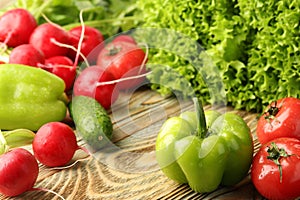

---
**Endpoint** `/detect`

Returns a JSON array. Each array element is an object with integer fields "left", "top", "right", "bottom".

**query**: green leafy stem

[{"left": 0, "top": 129, "right": 35, "bottom": 155}]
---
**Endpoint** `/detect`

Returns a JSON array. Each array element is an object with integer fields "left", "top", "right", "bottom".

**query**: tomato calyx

[
  {"left": 107, "top": 45, "right": 122, "bottom": 56},
  {"left": 267, "top": 142, "right": 290, "bottom": 183},
  {"left": 264, "top": 101, "right": 280, "bottom": 121}
]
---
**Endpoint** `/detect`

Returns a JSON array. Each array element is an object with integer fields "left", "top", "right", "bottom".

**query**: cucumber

[{"left": 70, "top": 95, "right": 113, "bottom": 151}]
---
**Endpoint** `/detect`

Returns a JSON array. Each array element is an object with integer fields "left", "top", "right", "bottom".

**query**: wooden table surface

[{"left": 0, "top": 88, "right": 264, "bottom": 200}]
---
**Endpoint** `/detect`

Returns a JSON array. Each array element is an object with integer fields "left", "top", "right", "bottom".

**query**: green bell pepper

[
  {"left": 0, "top": 64, "right": 67, "bottom": 131},
  {"left": 156, "top": 98, "right": 253, "bottom": 193}
]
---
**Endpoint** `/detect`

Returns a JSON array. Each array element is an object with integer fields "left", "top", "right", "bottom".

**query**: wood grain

[{"left": 0, "top": 88, "right": 264, "bottom": 200}]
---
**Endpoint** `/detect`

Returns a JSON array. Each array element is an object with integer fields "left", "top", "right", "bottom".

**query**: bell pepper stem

[{"left": 193, "top": 98, "right": 207, "bottom": 138}]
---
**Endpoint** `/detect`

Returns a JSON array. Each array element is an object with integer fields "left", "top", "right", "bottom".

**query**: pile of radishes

[
  {"left": 0, "top": 7, "right": 149, "bottom": 199},
  {"left": 0, "top": 8, "right": 104, "bottom": 92},
  {"left": 0, "top": 8, "right": 148, "bottom": 100},
  {"left": 0, "top": 121, "right": 88, "bottom": 198}
]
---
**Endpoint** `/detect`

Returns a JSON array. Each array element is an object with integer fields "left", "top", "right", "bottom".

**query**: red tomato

[
  {"left": 45, "top": 56, "right": 74, "bottom": 66},
  {"left": 112, "top": 35, "right": 137, "bottom": 45},
  {"left": 96, "top": 41, "right": 148, "bottom": 90},
  {"left": 50, "top": 65, "right": 77, "bottom": 92},
  {"left": 73, "top": 65, "right": 119, "bottom": 109},
  {"left": 39, "top": 63, "right": 76, "bottom": 92},
  {"left": 251, "top": 137, "right": 300, "bottom": 200},
  {"left": 256, "top": 97, "right": 300, "bottom": 145}
]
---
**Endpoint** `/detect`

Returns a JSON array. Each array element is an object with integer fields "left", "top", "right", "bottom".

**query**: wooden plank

[{"left": 0, "top": 88, "right": 264, "bottom": 200}]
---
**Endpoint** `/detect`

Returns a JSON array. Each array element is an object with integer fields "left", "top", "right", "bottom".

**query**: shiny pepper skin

[
  {"left": 156, "top": 99, "right": 254, "bottom": 193},
  {"left": 0, "top": 64, "right": 67, "bottom": 131}
]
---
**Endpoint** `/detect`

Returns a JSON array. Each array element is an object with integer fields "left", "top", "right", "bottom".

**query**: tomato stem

[
  {"left": 192, "top": 98, "right": 207, "bottom": 138},
  {"left": 107, "top": 45, "right": 122, "bottom": 56},
  {"left": 267, "top": 142, "right": 290, "bottom": 183},
  {"left": 264, "top": 101, "right": 280, "bottom": 121}
]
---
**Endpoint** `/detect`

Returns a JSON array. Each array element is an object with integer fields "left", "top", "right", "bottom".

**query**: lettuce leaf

[{"left": 135, "top": 0, "right": 300, "bottom": 112}]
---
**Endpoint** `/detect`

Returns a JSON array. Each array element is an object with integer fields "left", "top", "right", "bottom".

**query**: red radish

[
  {"left": 32, "top": 122, "right": 79, "bottom": 167},
  {"left": 68, "top": 26, "right": 104, "bottom": 62},
  {"left": 0, "top": 8, "right": 37, "bottom": 47},
  {"left": 41, "top": 56, "right": 76, "bottom": 92},
  {"left": 9, "top": 44, "right": 45, "bottom": 67},
  {"left": 112, "top": 35, "right": 137, "bottom": 45},
  {"left": 73, "top": 66, "right": 119, "bottom": 109},
  {"left": 45, "top": 56, "right": 74, "bottom": 66},
  {"left": 49, "top": 65, "right": 77, "bottom": 92},
  {"left": 0, "top": 148, "right": 39, "bottom": 197},
  {"left": 29, "top": 23, "right": 70, "bottom": 58}
]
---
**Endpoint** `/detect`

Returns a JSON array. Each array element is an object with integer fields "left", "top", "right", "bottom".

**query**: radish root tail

[{"left": 31, "top": 187, "right": 66, "bottom": 200}]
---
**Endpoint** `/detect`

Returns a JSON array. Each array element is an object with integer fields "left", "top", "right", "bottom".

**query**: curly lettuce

[
  {"left": 135, "top": 0, "right": 300, "bottom": 112},
  {"left": 240, "top": 0, "right": 300, "bottom": 109}
]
